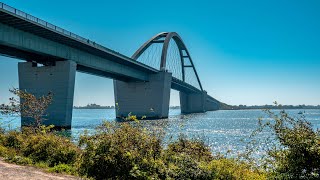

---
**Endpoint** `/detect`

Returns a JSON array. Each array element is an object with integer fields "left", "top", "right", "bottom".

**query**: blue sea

[{"left": 1, "top": 109, "right": 320, "bottom": 157}]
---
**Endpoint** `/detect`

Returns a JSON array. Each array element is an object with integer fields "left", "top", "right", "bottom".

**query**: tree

[{"left": 0, "top": 88, "right": 53, "bottom": 127}]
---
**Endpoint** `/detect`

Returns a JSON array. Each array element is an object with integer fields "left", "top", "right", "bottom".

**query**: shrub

[
  {"left": 164, "top": 153, "right": 212, "bottom": 179},
  {"left": 78, "top": 121, "right": 164, "bottom": 179},
  {"left": 248, "top": 106, "right": 320, "bottom": 179},
  {"left": 5, "top": 155, "right": 33, "bottom": 165},
  {"left": 3, "top": 131, "right": 24, "bottom": 149},
  {"left": 0, "top": 145, "right": 8, "bottom": 156},
  {"left": 48, "top": 164, "right": 76, "bottom": 174},
  {"left": 22, "top": 131, "right": 80, "bottom": 167},
  {"left": 0, "top": 127, "right": 80, "bottom": 167},
  {"left": 166, "top": 135, "right": 213, "bottom": 162},
  {"left": 207, "top": 158, "right": 265, "bottom": 180},
  {"left": 163, "top": 136, "right": 214, "bottom": 179}
]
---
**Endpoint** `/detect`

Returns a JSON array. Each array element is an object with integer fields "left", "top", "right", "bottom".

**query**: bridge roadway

[{"left": 0, "top": 3, "right": 221, "bottom": 128}]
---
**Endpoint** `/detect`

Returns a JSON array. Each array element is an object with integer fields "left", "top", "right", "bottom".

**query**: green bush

[
  {"left": 5, "top": 155, "right": 33, "bottom": 165},
  {"left": 162, "top": 136, "right": 213, "bottom": 179},
  {"left": 166, "top": 135, "right": 213, "bottom": 162},
  {"left": 0, "top": 126, "right": 80, "bottom": 167},
  {"left": 270, "top": 111, "right": 320, "bottom": 179},
  {"left": 78, "top": 122, "right": 164, "bottom": 179},
  {"left": 248, "top": 107, "right": 320, "bottom": 179},
  {"left": 164, "top": 153, "right": 212, "bottom": 179},
  {"left": 0, "top": 145, "right": 8, "bottom": 157},
  {"left": 163, "top": 136, "right": 265, "bottom": 180},
  {"left": 48, "top": 164, "right": 76, "bottom": 174},
  {"left": 207, "top": 158, "right": 265, "bottom": 180},
  {"left": 22, "top": 132, "right": 80, "bottom": 166},
  {"left": 3, "top": 131, "right": 24, "bottom": 149}
]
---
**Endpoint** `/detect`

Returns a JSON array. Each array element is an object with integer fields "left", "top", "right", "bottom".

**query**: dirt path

[{"left": 0, "top": 159, "right": 81, "bottom": 180}]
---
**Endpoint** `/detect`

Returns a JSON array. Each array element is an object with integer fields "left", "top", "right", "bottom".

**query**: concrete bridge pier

[
  {"left": 180, "top": 91, "right": 207, "bottom": 113},
  {"left": 114, "top": 71, "right": 172, "bottom": 119},
  {"left": 205, "top": 100, "right": 220, "bottom": 111},
  {"left": 18, "top": 61, "right": 76, "bottom": 129}
]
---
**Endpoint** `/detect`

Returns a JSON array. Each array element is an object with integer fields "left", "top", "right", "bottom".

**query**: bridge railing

[{"left": 0, "top": 2, "right": 131, "bottom": 60}]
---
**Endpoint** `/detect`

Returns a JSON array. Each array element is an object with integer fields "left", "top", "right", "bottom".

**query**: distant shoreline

[
  {"left": 74, "top": 107, "right": 115, "bottom": 109},
  {"left": 73, "top": 105, "right": 320, "bottom": 110},
  {"left": 74, "top": 103, "right": 320, "bottom": 110},
  {"left": 220, "top": 104, "right": 320, "bottom": 110},
  {"left": 73, "top": 107, "right": 181, "bottom": 110}
]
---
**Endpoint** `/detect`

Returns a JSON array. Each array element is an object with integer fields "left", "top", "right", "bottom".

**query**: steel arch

[{"left": 132, "top": 32, "right": 203, "bottom": 91}]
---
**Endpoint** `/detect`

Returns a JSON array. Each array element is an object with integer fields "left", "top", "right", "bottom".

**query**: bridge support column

[
  {"left": 114, "top": 71, "right": 172, "bottom": 119},
  {"left": 205, "top": 100, "right": 220, "bottom": 111},
  {"left": 180, "top": 91, "right": 207, "bottom": 113},
  {"left": 18, "top": 61, "right": 76, "bottom": 129}
]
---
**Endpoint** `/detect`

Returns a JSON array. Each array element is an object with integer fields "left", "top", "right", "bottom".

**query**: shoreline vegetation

[
  {"left": 0, "top": 122, "right": 266, "bottom": 179},
  {"left": 1, "top": 89, "right": 320, "bottom": 179}
]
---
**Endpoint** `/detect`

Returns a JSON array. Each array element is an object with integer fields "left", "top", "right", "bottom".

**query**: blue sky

[{"left": 0, "top": 0, "right": 319, "bottom": 106}]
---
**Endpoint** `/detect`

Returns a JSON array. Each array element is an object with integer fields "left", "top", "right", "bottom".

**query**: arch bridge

[{"left": 0, "top": 3, "right": 221, "bottom": 128}]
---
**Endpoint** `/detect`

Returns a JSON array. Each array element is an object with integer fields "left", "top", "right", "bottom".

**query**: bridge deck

[
  {"left": 0, "top": 3, "right": 157, "bottom": 81},
  {"left": 0, "top": 2, "right": 219, "bottom": 103}
]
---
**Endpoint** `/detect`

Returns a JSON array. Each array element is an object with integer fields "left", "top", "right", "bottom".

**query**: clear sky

[{"left": 0, "top": 0, "right": 319, "bottom": 106}]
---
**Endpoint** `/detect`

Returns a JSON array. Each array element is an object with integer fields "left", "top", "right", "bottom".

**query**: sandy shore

[{"left": 0, "top": 159, "right": 81, "bottom": 180}]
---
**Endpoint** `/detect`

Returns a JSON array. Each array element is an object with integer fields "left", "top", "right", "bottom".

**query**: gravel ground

[{"left": 0, "top": 159, "right": 81, "bottom": 180}]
